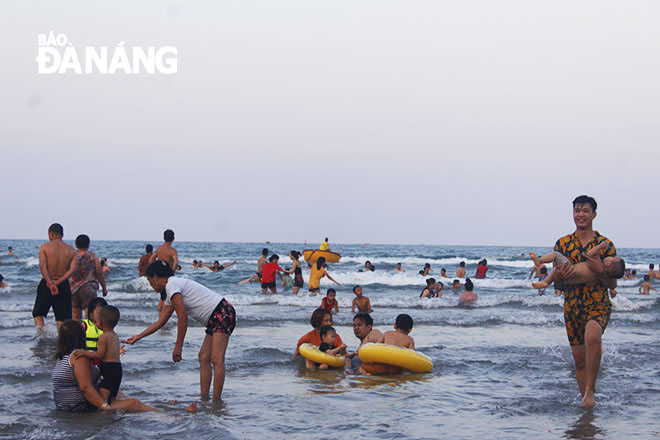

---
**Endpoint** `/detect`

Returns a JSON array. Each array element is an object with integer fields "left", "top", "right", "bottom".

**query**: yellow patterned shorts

[{"left": 564, "top": 302, "right": 611, "bottom": 346}]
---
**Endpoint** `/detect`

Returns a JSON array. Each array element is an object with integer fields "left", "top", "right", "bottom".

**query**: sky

[{"left": 1, "top": 1, "right": 659, "bottom": 247}]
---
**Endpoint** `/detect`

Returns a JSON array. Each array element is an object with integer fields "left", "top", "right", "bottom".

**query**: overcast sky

[{"left": 1, "top": 1, "right": 659, "bottom": 247}]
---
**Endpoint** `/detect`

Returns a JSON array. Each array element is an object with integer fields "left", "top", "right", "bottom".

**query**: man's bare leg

[
  {"left": 210, "top": 332, "right": 229, "bottom": 401},
  {"left": 581, "top": 320, "right": 603, "bottom": 408},
  {"left": 571, "top": 344, "right": 587, "bottom": 398},
  {"left": 34, "top": 316, "right": 46, "bottom": 331}
]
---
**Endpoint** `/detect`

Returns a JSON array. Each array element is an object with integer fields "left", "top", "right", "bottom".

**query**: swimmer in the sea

[
  {"left": 394, "top": 263, "right": 405, "bottom": 273},
  {"left": 203, "top": 260, "right": 237, "bottom": 273},
  {"left": 639, "top": 275, "right": 657, "bottom": 295},
  {"left": 530, "top": 241, "right": 625, "bottom": 295},
  {"left": 456, "top": 262, "right": 466, "bottom": 279}
]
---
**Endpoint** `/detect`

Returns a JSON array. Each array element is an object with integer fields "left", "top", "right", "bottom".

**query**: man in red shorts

[{"left": 553, "top": 195, "right": 617, "bottom": 408}]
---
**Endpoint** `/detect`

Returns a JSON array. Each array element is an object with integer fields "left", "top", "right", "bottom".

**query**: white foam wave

[
  {"left": 106, "top": 277, "right": 153, "bottom": 292},
  {"left": 612, "top": 296, "right": 657, "bottom": 312}
]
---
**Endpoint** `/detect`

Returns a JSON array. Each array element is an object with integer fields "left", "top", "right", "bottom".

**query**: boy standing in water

[
  {"left": 639, "top": 275, "right": 656, "bottom": 295},
  {"left": 351, "top": 285, "right": 371, "bottom": 313},
  {"left": 73, "top": 306, "right": 122, "bottom": 403},
  {"left": 456, "top": 262, "right": 466, "bottom": 278}
]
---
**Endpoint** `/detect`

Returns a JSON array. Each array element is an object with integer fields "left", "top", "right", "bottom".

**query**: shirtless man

[
  {"left": 149, "top": 230, "right": 178, "bottom": 271},
  {"left": 646, "top": 264, "right": 656, "bottom": 280},
  {"left": 137, "top": 244, "right": 153, "bottom": 277},
  {"left": 32, "top": 223, "right": 76, "bottom": 332},
  {"left": 149, "top": 230, "right": 178, "bottom": 310},
  {"left": 346, "top": 313, "right": 383, "bottom": 368},
  {"left": 456, "top": 261, "right": 466, "bottom": 278}
]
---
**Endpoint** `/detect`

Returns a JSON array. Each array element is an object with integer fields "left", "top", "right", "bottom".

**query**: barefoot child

[
  {"left": 317, "top": 326, "right": 347, "bottom": 369},
  {"left": 73, "top": 306, "right": 122, "bottom": 403},
  {"left": 639, "top": 275, "right": 657, "bottom": 295},
  {"left": 321, "top": 288, "right": 339, "bottom": 313},
  {"left": 529, "top": 241, "right": 625, "bottom": 294},
  {"left": 351, "top": 285, "right": 371, "bottom": 313},
  {"left": 358, "top": 314, "right": 414, "bottom": 375}
]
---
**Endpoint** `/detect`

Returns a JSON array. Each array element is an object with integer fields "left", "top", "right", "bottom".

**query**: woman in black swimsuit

[{"left": 290, "top": 251, "right": 304, "bottom": 295}]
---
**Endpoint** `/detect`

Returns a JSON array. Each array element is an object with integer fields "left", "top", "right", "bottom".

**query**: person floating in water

[
  {"left": 203, "top": 260, "right": 237, "bottom": 273},
  {"left": 394, "top": 263, "right": 405, "bottom": 272}
]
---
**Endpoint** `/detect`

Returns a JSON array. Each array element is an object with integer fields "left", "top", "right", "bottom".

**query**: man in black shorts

[{"left": 33, "top": 223, "right": 76, "bottom": 332}]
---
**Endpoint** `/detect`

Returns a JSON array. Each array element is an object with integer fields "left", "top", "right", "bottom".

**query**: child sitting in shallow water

[
  {"left": 73, "top": 306, "right": 122, "bottom": 403},
  {"left": 318, "top": 326, "right": 347, "bottom": 369},
  {"left": 530, "top": 240, "right": 625, "bottom": 295}
]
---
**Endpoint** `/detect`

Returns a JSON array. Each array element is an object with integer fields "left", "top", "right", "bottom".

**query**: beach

[{"left": 1, "top": 239, "right": 659, "bottom": 439}]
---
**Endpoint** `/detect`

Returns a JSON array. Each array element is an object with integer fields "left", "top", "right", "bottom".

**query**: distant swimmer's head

[
  {"left": 164, "top": 229, "right": 175, "bottom": 243},
  {"left": 310, "top": 307, "right": 333, "bottom": 329},
  {"left": 290, "top": 250, "right": 300, "bottom": 260},
  {"left": 452, "top": 279, "right": 460, "bottom": 288},
  {"left": 418, "top": 270, "right": 425, "bottom": 275},
  {"left": 482, "top": 259, "right": 487, "bottom": 265},
  {"left": 644, "top": 275, "right": 650, "bottom": 282},
  {"left": 326, "top": 288, "right": 336, "bottom": 300},
  {"left": 193, "top": 260, "right": 198, "bottom": 265},
  {"left": 48, "top": 223, "right": 64, "bottom": 238},
  {"left": 540, "top": 266, "right": 548, "bottom": 275},
  {"left": 213, "top": 260, "right": 220, "bottom": 266},
  {"left": 459, "top": 261, "right": 466, "bottom": 268},
  {"left": 320, "top": 325, "right": 336, "bottom": 345},
  {"left": 441, "top": 268, "right": 447, "bottom": 274},
  {"left": 465, "top": 278, "right": 474, "bottom": 291},
  {"left": 269, "top": 254, "right": 279, "bottom": 263},
  {"left": 365, "top": 261, "right": 371, "bottom": 268},
  {"left": 650, "top": 264, "right": 655, "bottom": 270},
  {"left": 56, "top": 320, "right": 85, "bottom": 360},
  {"left": 316, "top": 257, "right": 326, "bottom": 270},
  {"left": 394, "top": 314, "right": 413, "bottom": 333},
  {"left": 426, "top": 278, "right": 436, "bottom": 288},
  {"left": 100, "top": 305, "right": 120, "bottom": 331},
  {"left": 146, "top": 244, "right": 153, "bottom": 253},
  {"left": 262, "top": 248, "right": 269, "bottom": 256},
  {"left": 352, "top": 285, "right": 363, "bottom": 296},
  {"left": 396, "top": 263, "right": 402, "bottom": 269},
  {"left": 632, "top": 270, "right": 637, "bottom": 275},
  {"left": 75, "top": 234, "right": 90, "bottom": 250},
  {"left": 424, "top": 263, "right": 431, "bottom": 269},
  {"left": 603, "top": 257, "right": 625, "bottom": 279}
]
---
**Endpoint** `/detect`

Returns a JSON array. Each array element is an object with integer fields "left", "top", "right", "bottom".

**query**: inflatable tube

[
  {"left": 299, "top": 343, "right": 345, "bottom": 368},
  {"left": 357, "top": 343, "right": 433, "bottom": 373},
  {"left": 303, "top": 249, "right": 341, "bottom": 264}
]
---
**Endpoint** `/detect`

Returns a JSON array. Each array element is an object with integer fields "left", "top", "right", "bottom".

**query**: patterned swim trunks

[
  {"left": 205, "top": 298, "right": 236, "bottom": 336},
  {"left": 564, "top": 303, "right": 611, "bottom": 346}
]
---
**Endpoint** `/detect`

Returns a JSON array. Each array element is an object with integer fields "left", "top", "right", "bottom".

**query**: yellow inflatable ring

[
  {"left": 299, "top": 343, "right": 345, "bottom": 368},
  {"left": 358, "top": 343, "right": 433, "bottom": 373}
]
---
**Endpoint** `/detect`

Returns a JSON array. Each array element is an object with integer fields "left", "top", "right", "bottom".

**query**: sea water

[{"left": 0, "top": 240, "right": 658, "bottom": 439}]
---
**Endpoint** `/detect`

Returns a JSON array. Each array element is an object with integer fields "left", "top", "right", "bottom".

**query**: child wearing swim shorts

[
  {"left": 73, "top": 305, "right": 122, "bottom": 403},
  {"left": 530, "top": 240, "right": 625, "bottom": 295},
  {"left": 318, "top": 325, "right": 347, "bottom": 369}
]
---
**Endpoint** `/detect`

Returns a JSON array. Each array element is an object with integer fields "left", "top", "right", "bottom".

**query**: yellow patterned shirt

[{"left": 554, "top": 231, "right": 615, "bottom": 310}]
